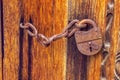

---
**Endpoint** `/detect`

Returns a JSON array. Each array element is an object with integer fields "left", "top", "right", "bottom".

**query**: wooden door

[{"left": 0, "top": 0, "right": 119, "bottom": 80}]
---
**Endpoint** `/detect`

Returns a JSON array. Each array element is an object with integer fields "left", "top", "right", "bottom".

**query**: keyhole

[
  {"left": 89, "top": 46, "right": 92, "bottom": 52},
  {"left": 89, "top": 42, "right": 92, "bottom": 52}
]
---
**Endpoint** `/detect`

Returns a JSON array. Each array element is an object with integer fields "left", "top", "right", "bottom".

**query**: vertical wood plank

[
  {"left": 111, "top": 0, "right": 120, "bottom": 79},
  {"left": 0, "top": 0, "right": 3, "bottom": 79},
  {"left": 3, "top": 0, "right": 20, "bottom": 80},
  {"left": 21, "top": 0, "right": 67, "bottom": 80},
  {"left": 67, "top": 0, "right": 107, "bottom": 80}
]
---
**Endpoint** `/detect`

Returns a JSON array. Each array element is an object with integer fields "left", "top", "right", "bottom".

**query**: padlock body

[{"left": 75, "top": 27, "right": 102, "bottom": 55}]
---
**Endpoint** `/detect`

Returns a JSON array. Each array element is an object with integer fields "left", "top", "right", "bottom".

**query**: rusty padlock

[{"left": 75, "top": 19, "right": 102, "bottom": 56}]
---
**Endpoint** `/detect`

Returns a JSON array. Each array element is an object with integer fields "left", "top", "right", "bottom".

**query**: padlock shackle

[{"left": 79, "top": 19, "right": 98, "bottom": 31}]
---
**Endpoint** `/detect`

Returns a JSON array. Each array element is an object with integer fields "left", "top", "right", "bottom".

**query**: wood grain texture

[
  {"left": 113, "top": 0, "right": 120, "bottom": 79},
  {"left": 21, "top": 0, "right": 67, "bottom": 80},
  {"left": 1, "top": 0, "right": 119, "bottom": 80},
  {"left": 3, "top": 0, "right": 20, "bottom": 80}
]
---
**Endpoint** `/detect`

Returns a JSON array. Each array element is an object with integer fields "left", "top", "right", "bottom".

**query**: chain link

[
  {"left": 101, "top": 1, "right": 114, "bottom": 66},
  {"left": 101, "top": 1, "right": 114, "bottom": 80},
  {"left": 20, "top": 19, "right": 89, "bottom": 46}
]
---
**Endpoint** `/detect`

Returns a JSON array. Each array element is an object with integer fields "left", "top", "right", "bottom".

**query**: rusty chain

[
  {"left": 101, "top": 0, "right": 114, "bottom": 80},
  {"left": 101, "top": 0, "right": 114, "bottom": 66},
  {"left": 20, "top": 19, "right": 98, "bottom": 47}
]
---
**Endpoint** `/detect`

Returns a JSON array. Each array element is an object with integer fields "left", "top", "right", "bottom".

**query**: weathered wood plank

[
  {"left": 67, "top": 0, "right": 108, "bottom": 80},
  {"left": 3, "top": 0, "right": 20, "bottom": 80},
  {"left": 111, "top": 0, "right": 120, "bottom": 79},
  {"left": 0, "top": 0, "right": 3, "bottom": 79},
  {"left": 21, "top": 0, "right": 67, "bottom": 80}
]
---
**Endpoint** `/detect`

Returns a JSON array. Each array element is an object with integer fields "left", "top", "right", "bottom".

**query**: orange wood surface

[
  {"left": 3, "top": 0, "right": 20, "bottom": 80},
  {"left": 113, "top": 0, "right": 120, "bottom": 79},
  {"left": 1, "top": 0, "right": 120, "bottom": 80}
]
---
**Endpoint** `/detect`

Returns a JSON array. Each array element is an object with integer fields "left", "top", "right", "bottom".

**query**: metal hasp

[{"left": 75, "top": 19, "right": 102, "bottom": 56}]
